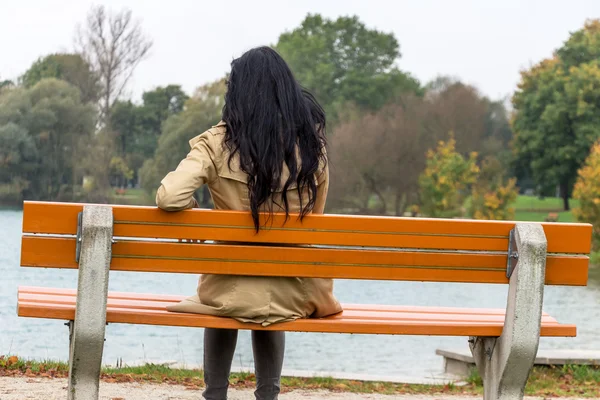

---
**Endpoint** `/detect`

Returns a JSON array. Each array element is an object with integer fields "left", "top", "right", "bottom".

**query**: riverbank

[{"left": 1, "top": 356, "right": 600, "bottom": 398}]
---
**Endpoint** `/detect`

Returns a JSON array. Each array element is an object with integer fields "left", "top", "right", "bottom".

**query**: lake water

[{"left": 1, "top": 209, "right": 599, "bottom": 380}]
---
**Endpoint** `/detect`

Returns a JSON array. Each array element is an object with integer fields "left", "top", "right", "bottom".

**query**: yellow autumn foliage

[
  {"left": 469, "top": 156, "right": 518, "bottom": 220},
  {"left": 573, "top": 141, "right": 600, "bottom": 241},
  {"left": 418, "top": 134, "right": 479, "bottom": 218}
]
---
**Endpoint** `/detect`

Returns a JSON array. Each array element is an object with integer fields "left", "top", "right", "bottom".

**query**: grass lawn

[
  {"left": 515, "top": 195, "right": 579, "bottom": 211},
  {"left": 110, "top": 188, "right": 154, "bottom": 206},
  {"left": 514, "top": 195, "right": 578, "bottom": 223},
  {"left": 515, "top": 209, "right": 576, "bottom": 223}
]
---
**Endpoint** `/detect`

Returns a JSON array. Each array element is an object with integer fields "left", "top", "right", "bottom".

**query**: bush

[
  {"left": 573, "top": 140, "right": 600, "bottom": 242},
  {"left": 468, "top": 156, "right": 518, "bottom": 220},
  {"left": 418, "top": 134, "right": 479, "bottom": 218},
  {"left": 0, "top": 178, "right": 29, "bottom": 205}
]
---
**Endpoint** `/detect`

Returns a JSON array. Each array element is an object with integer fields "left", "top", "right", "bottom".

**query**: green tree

[
  {"left": 512, "top": 20, "right": 600, "bottom": 211},
  {"left": 276, "top": 14, "right": 420, "bottom": 121},
  {"left": 0, "top": 77, "right": 13, "bottom": 91},
  {"left": 21, "top": 53, "right": 100, "bottom": 103},
  {"left": 140, "top": 80, "right": 225, "bottom": 206},
  {"left": 110, "top": 85, "right": 189, "bottom": 182},
  {"left": 0, "top": 79, "right": 96, "bottom": 202},
  {"left": 0, "top": 122, "right": 37, "bottom": 203},
  {"left": 77, "top": 131, "right": 116, "bottom": 202},
  {"left": 482, "top": 98, "right": 513, "bottom": 162}
]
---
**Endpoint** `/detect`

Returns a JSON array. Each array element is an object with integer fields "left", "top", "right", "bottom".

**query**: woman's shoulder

[
  {"left": 188, "top": 121, "right": 227, "bottom": 149},
  {"left": 206, "top": 120, "right": 227, "bottom": 136}
]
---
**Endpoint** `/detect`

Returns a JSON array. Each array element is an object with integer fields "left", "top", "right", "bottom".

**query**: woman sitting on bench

[{"left": 156, "top": 46, "right": 342, "bottom": 400}]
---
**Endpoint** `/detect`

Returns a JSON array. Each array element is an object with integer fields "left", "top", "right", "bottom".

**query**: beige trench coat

[{"left": 156, "top": 121, "right": 342, "bottom": 326}]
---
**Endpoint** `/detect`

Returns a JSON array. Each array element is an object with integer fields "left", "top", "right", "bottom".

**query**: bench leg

[
  {"left": 67, "top": 206, "right": 113, "bottom": 400},
  {"left": 469, "top": 223, "right": 547, "bottom": 400}
]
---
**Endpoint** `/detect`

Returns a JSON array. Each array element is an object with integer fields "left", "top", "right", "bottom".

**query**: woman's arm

[
  {"left": 156, "top": 132, "right": 218, "bottom": 211},
  {"left": 312, "top": 164, "right": 329, "bottom": 215}
]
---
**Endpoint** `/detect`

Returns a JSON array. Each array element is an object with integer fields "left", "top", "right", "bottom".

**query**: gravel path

[
  {"left": 0, "top": 377, "right": 455, "bottom": 399},
  {"left": 0, "top": 377, "right": 586, "bottom": 399}
]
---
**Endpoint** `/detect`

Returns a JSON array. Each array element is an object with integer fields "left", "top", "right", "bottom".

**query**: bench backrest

[{"left": 21, "top": 201, "right": 591, "bottom": 286}]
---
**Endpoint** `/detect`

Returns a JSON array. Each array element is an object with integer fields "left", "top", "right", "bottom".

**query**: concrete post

[
  {"left": 67, "top": 206, "right": 113, "bottom": 400},
  {"left": 470, "top": 223, "right": 547, "bottom": 400}
]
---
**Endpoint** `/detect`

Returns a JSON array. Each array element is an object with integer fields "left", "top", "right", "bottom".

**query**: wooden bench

[{"left": 17, "top": 201, "right": 591, "bottom": 400}]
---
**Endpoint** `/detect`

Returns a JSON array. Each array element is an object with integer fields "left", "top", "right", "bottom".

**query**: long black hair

[{"left": 222, "top": 46, "right": 327, "bottom": 231}]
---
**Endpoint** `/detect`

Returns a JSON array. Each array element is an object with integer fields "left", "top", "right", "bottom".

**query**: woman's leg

[
  {"left": 203, "top": 328, "right": 238, "bottom": 400},
  {"left": 251, "top": 331, "right": 285, "bottom": 400}
]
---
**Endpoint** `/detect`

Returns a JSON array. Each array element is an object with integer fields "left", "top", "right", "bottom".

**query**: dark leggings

[{"left": 203, "top": 328, "right": 285, "bottom": 400}]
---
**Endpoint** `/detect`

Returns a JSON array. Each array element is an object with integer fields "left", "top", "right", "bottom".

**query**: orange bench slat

[
  {"left": 22, "top": 201, "right": 593, "bottom": 254},
  {"left": 17, "top": 286, "right": 555, "bottom": 316},
  {"left": 20, "top": 236, "right": 590, "bottom": 286},
  {"left": 17, "top": 287, "right": 576, "bottom": 337},
  {"left": 16, "top": 293, "right": 563, "bottom": 324}
]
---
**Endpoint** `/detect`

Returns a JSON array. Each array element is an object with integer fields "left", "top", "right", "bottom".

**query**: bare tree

[
  {"left": 76, "top": 5, "right": 152, "bottom": 125},
  {"left": 423, "top": 78, "right": 488, "bottom": 155},
  {"left": 329, "top": 95, "right": 433, "bottom": 215},
  {"left": 328, "top": 81, "right": 498, "bottom": 216}
]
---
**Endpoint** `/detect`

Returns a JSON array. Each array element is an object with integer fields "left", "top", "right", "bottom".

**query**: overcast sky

[{"left": 2, "top": 0, "right": 599, "bottom": 102}]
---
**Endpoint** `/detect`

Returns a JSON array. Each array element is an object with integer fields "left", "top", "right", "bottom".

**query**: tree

[
  {"left": 556, "top": 19, "right": 600, "bottom": 69},
  {"left": 329, "top": 95, "right": 430, "bottom": 215},
  {"left": 0, "top": 77, "right": 13, "bottom": 91},
  {"left": 139, "top": 80, "right": 225, "bottom": 206},
  {"left": 418, "top": 135, "right": 479, "bottom": 218},
  {"left": 468, "top": 156, "right": 518, "bottom": 220},
  {"left": 109, "top": 156, "right": 134, "bottom": 188},
  {"left": 111, "top": 85, "right": 188, "bottom": 155},
  {"left": 110, "top": 85, "right": 189, "bottom": 182},
  {"left": 0, "top": 79, "right": 96, "bottom": 202},
  {"left": 76, "top": 5, "right": 153, "bottom": 124},
  {"left": 78, "top": 131, "right": 116, "bottom": 202},
  {"left": 512, "top": 20, "right": 600, "bottom": 211},
  {"left": 482, "top": 98, "right": 513, "bottom": 163},
  {"left": 573, "top": 140, "right": 600, "bottom": 243},
  {"left": 21, "top": 53, "right": 100, "bottom": 103},
  {"left": 423, "top": 77, "right": 491, "bottom": 155},
  {"left": 276, "top": 14, "right": 420, "bottom": 122},
  {"left": 327, "top": 76, "right": 510, "bottom": 216},
  {"left": 0, "top": 122, "right": 37, "bottom": 203}
]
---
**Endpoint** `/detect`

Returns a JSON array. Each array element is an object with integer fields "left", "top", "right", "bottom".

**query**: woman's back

[
  {"left": 157, "top": 120, "right": 329, "bottom": 216},
  {"left": 156, "top": 119, "right": 340, "bottom": 326}
]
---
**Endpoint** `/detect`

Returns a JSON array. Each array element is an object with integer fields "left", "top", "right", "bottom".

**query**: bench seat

[{"left": 18, "top": 286, "right": 576, "bottom": 337}]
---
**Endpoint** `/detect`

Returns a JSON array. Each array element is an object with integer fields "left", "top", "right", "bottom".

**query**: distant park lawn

[
  {"left": 514, "top": 195, "right": 578, "bottom": 223},
  {"left": 110, "top": 187, "right": 153, "bottom": 205}
]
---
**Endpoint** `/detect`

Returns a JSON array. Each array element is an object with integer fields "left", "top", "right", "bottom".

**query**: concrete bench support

[
  {"left": 469, "top": 223, "right": 547, "bottom": 400},
  {"left": 67, "top": 206, "right": 113, "bottom": 400}
]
